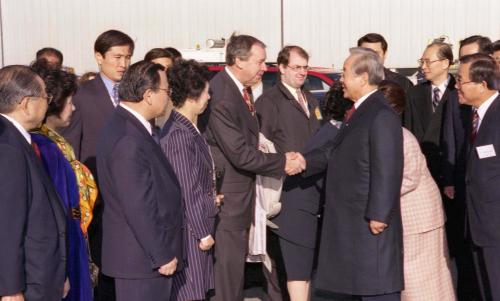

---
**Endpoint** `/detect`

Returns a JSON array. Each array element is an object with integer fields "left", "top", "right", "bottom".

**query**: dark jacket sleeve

[
  {"left": 365, "top": 109, "right": 404, "bottom": 224},
  {"left": 255, "top": 97, "right": 287, "bottom": 153},
  {"left": 0, "top": 145, "right": 27, "bottom": 295},
  {"left": 209, "top": 100, "right": 285, "bottom": 177},
  {"left": 108, "top": 136, "right": 174, "bottom": 268}
]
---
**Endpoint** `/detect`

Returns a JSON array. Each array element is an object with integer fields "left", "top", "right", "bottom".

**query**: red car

[{"left": 207, "top": 65, "right": 337, "bottom": 104}]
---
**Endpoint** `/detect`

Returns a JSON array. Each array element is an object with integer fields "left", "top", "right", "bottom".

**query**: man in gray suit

[{"left": 202, "top": 34, "right": 305, "bottom": 301}]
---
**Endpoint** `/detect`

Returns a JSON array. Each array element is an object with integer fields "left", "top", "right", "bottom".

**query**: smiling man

[
  {"left": 202, "top": 34, "right": 305, "bottom": 301},
  {"left": 255, "top": 45, "right": 321, "bottom": 301},
  {"left": 456, "top": 53, "right": 500, "bottom": 301},
  {"left": 60, "top": 29, "right": 134, "bottom": 301}
]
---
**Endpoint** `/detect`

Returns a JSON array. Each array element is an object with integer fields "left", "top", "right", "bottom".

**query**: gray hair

[
  {"left": 225, "top": 33, "right": 266, "bottom": 66},
  {"left": 349, "top": 47, "right": 385, "bottom": 85},
  {"left": 0, "top": 65, "right": 44, "bottom": 113}
]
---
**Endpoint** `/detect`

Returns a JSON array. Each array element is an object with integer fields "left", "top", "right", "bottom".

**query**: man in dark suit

[
  {"left": 440, "top": 37, "right": 492, "bottom": 300},
  {"left": 456, "top": 53, "right": 500, "bottom": 301},
  {"left": 202, "top": 34, "right": 305, "bottom": 301},
  {"left": 0, "top": 65, "right": 67, "bottom": 301},
  {"left": 357, "top": 33, "right": 413, "bottom": 93},
  {"left": 404, "top": 42, "right": 455, "bottom": 186},
  {"left": 255, "top": 45, "right": 321, "bottom": 301},
  {"left": 305, "top": 47, "right": 404, "bottom": 301},
  {"left": 61, "top": 29, "right": 134, "bottom": 301},
  {"left": 96, "top": 61, "right": 183, "bottom": 301}
]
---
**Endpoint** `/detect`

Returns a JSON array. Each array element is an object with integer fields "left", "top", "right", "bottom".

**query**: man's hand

[
  {"left": 158, "top": 257, "right": 178, "bottom": 276},
  {"left": 443, "top": 186, "right": 455, "bottom": 200},
  {"left": 199, "top": 235, "right": 215, "bottom": 251},
  {"left": 285, "top": 152, "right": 306, "bottom": 175},
  {"left": 369, "top": 220, "right": 388, "bottom": 235},
  {"left": 1, "top": 292, "right": 24, "bottom": 301},
  {"left": 215, "top": 194, "right": 224, "bottom": 207},
  {"left": 63, "top": 277, "right": 70, "bottom": 298}
]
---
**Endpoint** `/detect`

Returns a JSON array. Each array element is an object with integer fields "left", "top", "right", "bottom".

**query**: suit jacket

[
  {"left": 96, "top": 106, "right": 183, "bottom": 279},
  {"left": 160, "top": 110, "right": 217, "bottom": 241},
  {"left": 255, "top": 82, "right": 321, "bottom": 247},
  {"left": 0, "top": 115, "right": 67, "bottom": 300},
  {"left": 305, "top": 91, "right": 404, "bottom": 295},
  {"left": 385, "top": 68, "right": 413, "bottom": 93},
  {"left": 61, "top": 74, "right": 115, "bottom": 175},
  {"left": 404, "top": 76, "right": 456, "bottom": 185},
  {"left": 401, "top": 128, "right": 445, "bottom": 235},
  {"left": 441, "top": 91, "right": 472, "bottom": 190},
  {"left": 202, "top": 70, "right": 285, "bottom": 231},
  {"left": 465, "top": 94, "right": 500, "bottom": 247}
]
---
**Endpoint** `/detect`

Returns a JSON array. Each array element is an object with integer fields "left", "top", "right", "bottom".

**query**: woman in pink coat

[{"left": 379, "top": 81, "right": 456, "bottom": 301}]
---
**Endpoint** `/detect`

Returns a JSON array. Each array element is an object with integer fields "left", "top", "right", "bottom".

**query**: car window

[
  {"left": 262, "top": 72, "right": 278, "bottom": 90},
  {"left": 304, "top": 75, "right": 326, "bottom": 91}
]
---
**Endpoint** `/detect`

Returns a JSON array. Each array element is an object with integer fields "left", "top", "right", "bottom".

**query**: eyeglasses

[
  {"left": 456, "top": 78, "right": 476, "bottom": 86},
  {"left": 417, "top": 58, "right": 444, "bottom": 67},
  {"left": 29, "top": 94, "right": 53, "bottom": 104},
  {"left": 157, "top": 88, "right": 169, "bottom": 94},
  {"left": 287, "top": 65, "right": 309, "bottom": 72}
]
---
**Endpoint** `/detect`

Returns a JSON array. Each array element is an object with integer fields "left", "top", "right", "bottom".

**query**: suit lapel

[
  {"left": 171, "top": 111, "right": 213, "bottom": 168},
  {"left": 277, "top": 82, "right": 310, "bottom": 119},
  {"left": 221, "top": 70, "right": 259, "bottom": 136},
  {"left": 417, "top": 83, "right": 433, "bottom": 129},
  {"left": 332, "top": 91, "right": 379, "bottom": 149},
  {"left": 94, "top": 74, "right": 116, "bottom": 116}
]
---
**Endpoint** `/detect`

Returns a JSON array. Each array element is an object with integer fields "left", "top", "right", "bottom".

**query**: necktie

[
  {"left": 112, "top": 83, "right": 120, "bottom": 106},
  {"left": 32, "top": 141, "right": 42, "bottom": 159},
  {"left": 296, "top": 89, "right": 310, "bottom": 118},
  {"left": 242, "top": 87, "right": 255, "bottom": 115},
  {"left": 432, "top": 87, "right": 441, "bottom": 112},
  {"left": 344, "top": 106, "right": 356, "bottom": 122},
  {"left": 471, "top": 109, "right": 479, "bottom": 143}
]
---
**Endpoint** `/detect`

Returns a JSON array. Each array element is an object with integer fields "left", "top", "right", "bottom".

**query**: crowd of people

[{"left": 0, "top": 28, "right": 499, "bottom": 301}]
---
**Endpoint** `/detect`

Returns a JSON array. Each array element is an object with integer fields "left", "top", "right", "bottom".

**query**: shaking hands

[{"left": 285, "top": 152, "right": 306, "bottom": 176}]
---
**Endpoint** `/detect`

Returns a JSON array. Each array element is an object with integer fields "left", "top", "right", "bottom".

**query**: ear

[
  {"left": 360, "top": 72, "right": 370, "bottom": 86},
  {"left": 278, "top": 64, "right": 286, "bottom": 75},
  {"left": 441, "top": 59, "right": 450, "bottom": 70},
  {"left": 18, "top": 97, "right": 31, "bottom": 115},
  {"left": 234, "top": 57, "right": 245, "bottom": 70},
  {"left": 95, "top": 52, "right": 104, "bottom": 66},
  {"left": 143, "top": 89, "right": 154, "bottom": 105}
]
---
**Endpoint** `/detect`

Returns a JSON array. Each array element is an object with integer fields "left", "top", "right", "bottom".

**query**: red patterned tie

[
  {"left": 344, "top": 106, "right": 356, "bottom": 122},
  {"left": 242, "top": 87, "right": 255, "bottom": 116}
]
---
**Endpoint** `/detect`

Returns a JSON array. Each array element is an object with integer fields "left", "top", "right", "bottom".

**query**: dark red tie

[
  {"left": 242, "top": 87, "right": 255, "bottom": 116},
  {"left": 344, "top": 106, "right": 356, "bottom": 122},
  {"left": 470, "top": 109, "right": 479, "bottom": 143},
  {"left": 32, "top": 141, "right": 42, "bottom": 159}
]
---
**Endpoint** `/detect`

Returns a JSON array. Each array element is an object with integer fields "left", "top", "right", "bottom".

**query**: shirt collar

[
  {"left": 431, "top": 75, "right": 450, "bottom": 96},
  {"left": 477, "top": 91, "right": 499, "bottom": 122},
  {"left": 119, "top": 103, "right": 153, "bottom": 136},
  {"left": 0, "top": 114, "right": 31, "bottom": 144},
  {"left": 225, "top": 67, "right": 245, "bottom": 96},
  {"left": 354, "top": 89, "right": 378, "bottom": 109},
  {"left": 281, "top": 81, "right": 300, "bottom": 100},
  {"left": 100, "top": 72, "right": 118, "bottom": 104}
]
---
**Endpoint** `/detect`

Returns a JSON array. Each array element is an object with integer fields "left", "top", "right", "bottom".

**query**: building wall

[{"left": 1, "top": 0, "right": 498, "bottom": 73}]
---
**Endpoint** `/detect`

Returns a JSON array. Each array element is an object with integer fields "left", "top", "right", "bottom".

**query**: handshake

[{"left": 284, "top": 152, "right": 306, "bottom": 176}]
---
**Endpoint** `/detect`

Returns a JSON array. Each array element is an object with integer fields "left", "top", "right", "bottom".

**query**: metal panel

[
  {"left": 283, "top": 0, "right": 500, "bottom": 69},
  {"left": 0, "top": 0, "right": 498, "bottom": 71},
  {"left": 0, "top": 0, "right": 280, "bottom": 73}
]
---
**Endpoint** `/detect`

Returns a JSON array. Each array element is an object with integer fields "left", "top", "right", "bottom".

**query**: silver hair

[{"left": 348, "top": 47, "right": 385, "bottom": 85}]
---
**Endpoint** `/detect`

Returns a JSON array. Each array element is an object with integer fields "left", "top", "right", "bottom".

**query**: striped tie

[
  {"left": 432, "top": 87, "right": 440, "bottom": 112},
  {"left": 471, "top": 109, "right": 479, "bottom": 143},
  {"left": 112, "top": 83, "right": 120, "bottom": 106}
]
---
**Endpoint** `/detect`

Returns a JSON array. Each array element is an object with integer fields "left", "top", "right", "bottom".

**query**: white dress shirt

[
  {"left": 0, "top": 114, "right": 31, "bottom": 144},
  {"left": 119, "top": 104, "right": 153, "bottom": 135},
  {"left": 476, "top": 91, "right": 499, "bottom": 131}
]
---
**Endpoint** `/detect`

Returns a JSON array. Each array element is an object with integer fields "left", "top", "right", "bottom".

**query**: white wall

[
  {"left": 284, "top": 0, "right": 500, "bottom": 69},
  {"left": 0, "top": 0, "right": 281, "bottom": 74},
  {"left": 0, "top": 0, "right": 498, "bottom": 73}
]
